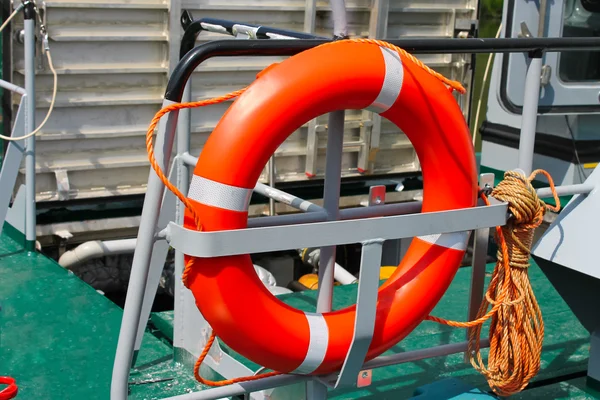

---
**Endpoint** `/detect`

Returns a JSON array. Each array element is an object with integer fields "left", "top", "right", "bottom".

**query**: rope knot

[{"left": 491, "top": 170, "right": 546, "bottom": 230}]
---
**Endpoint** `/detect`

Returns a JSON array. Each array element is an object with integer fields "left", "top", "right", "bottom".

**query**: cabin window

[{"left": 559, "top": 0, "right": 600, "bottom": 82}]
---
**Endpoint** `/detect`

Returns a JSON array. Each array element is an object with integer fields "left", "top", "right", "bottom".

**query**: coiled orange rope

[
  {"left": 427, "top": 169, "right": 560, "bottom": 397},
  {"left": 145, "top": 39, "right": 559, "bottom": 393}
]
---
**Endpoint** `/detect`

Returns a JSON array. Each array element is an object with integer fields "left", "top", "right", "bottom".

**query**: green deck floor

[{"left": 1, "top": 222, "right": 599, "bottom": 399}]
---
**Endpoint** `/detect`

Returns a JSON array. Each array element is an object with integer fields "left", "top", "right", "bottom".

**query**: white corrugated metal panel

[{"left": 9, "top": 0, "right": 476, "bottom": 202}]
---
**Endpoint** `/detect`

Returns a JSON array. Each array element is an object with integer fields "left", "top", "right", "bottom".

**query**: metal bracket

[
  {"left": 465, "top": 173, "right": 494, "bottom": 360},
  {"left": 330, "top": 239, "right": 384, "bottom": 389},
  {"left": 166, "top": 201, "right": 507, "bottom": 258},
  {"left": 541, "top": 64, "right": 552, "bottom": 86},
  {"left": 368, "top": 185, "right": 385, "bottom": 206},
  {"left": 180, "top": 10, "right": 194, "bottom": 31},
  {"left": 454, "top": 19, "right": 478, "bottom": 38},
  {"left": 518, "top": 21, "right": 532, "bottom": 38}
]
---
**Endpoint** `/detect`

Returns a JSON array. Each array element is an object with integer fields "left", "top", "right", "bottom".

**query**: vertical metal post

[
  {"left": 304, "top": 0, "right": 317, "bottom": 33},
  {"left": 465, "top": 173, "right": 493, "bottom": 354},
  {"left": 311, "top": 110, "right": 344, "bottom": 400},
  {"left": 306, "top": 380, "right": 329, "bottom": 399},
  {"left": 23, "top": 2, "right": 37, "bottom": 251},
  {"left": 111, "top": 104, "right": 180, "bottom": 400},
  {"left": 316, "top": 110, "right": 345, "bottom": 313},
  {"left": 517, "top": 53, "right": 543, "bottom": 175},
  {"left": 174, "top": 82, "right": 191, "bottom": 352}
]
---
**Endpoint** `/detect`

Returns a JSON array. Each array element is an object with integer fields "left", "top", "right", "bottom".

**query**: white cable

[
  {"left": 0, "top": 48, "right": 58, "bottom": 141},
  {"left": 0, "top": 3, "right": 59, "bottom": 141},
  {"left": 472, "top": 23, "right": 503, "bottom": 146},
  {"left": 0, "top": 4, "right": 23, "bottom": 34}
]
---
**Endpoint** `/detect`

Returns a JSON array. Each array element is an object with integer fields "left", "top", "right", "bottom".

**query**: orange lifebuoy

[{"left": 183, "top": 41, "right": 477, "bottom": 375}]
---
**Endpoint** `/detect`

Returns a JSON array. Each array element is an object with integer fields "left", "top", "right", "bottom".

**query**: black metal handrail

[
  {"left": 179, "top": 11, "right": 326, "bottom": 59},
  {"left": 166, "top": 37, "right": 600, "bottom": 101}
]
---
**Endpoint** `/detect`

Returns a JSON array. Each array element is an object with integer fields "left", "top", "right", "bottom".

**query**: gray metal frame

[
  {"left": 0, "top": 5, "right": 37, "bottom": 241},
  {"left": 0, "top": 96, "right": 27, "bottom": 235},
  {"left": 24, "top": 15, "right": 36, "bottom": 250},
  {"left": 109, "top": 34, "right": 600, "bottom": 400}
]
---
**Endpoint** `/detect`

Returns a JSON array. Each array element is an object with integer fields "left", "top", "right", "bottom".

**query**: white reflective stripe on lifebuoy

[
  {"left": 292, "top": 312, "right": 329, "bottom": 374},
  {"left": 366, "top": 47, "right": 404, "bottom": 114},
  {"left": 187, "top": 175, "right": 252, "bottom": 212},
  {"left": 417, "top": 231, "right": 470, "bottom": 251}
]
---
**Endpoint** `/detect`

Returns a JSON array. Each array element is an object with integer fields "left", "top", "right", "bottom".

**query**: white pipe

[
  {"left": 334, "top": 262, "right": 358, "bottom": 284},
  {"left": 329, "top": 0, "right": 348, "bottom": 38},
  {"left": 58, "top": 238, "right": 137, "bottom": 269}
]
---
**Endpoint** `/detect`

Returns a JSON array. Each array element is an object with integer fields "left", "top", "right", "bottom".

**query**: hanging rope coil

[
  {"left": 144, "top": 39, "right": 559, "bottom": 393},
  {"left": 427, "top": 169, "right": 560, "bottom": 397}
]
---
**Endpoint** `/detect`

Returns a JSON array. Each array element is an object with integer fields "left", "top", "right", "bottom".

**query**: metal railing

[
  {"left": 109, "top": 34, "right": 600, "bottom": 400},
  {"left": 0, "top": 1, "right": 37, "bottom": 250}
]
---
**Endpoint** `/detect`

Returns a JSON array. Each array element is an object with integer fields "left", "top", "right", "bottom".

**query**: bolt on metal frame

[{"left": 110, "top": 35, "right": 600, "bottom": 400}]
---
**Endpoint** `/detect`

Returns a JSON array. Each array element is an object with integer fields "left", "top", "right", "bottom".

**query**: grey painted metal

[
  {"left": 466, "top": 173, "right": 494, "bottom": 350},
  {"left": 329, "top": 0, "right": 348, "bottom": 38},
  {"left": 161, "top": 338, "right": 490, "bottom": 400},
  {"left": 369, "top": 185, "right": 401, "bottom": 267},
  {"left": 0, "top": 97, "right": 27, "bottom": 235},
  {"left": 162, "top": 374, "right": 311, "bottom": 400},
  {"left": 132, "top": 164, "right": 178, "bottom": 363},
  {"left": 0, "top": 79, "right": 26, "bottom": 96},
  {"left": 5, "top": 186, "right": 26, "bottom": 234},
  {"left": 303, "top": 0, "right": 317, "bottom": 34},
  {"left": 316, "top": 110, "right": 345, "bottom": 314},
  {"left": 254, "top": 183, "right": 325, "bottom": 213},
  {"left": 517, "top": 56, "right": 543, "bottom": 175},
  {"left": 111, "top": 102, "right": 180, "bottom": 400},
  {"left": 333, "top": 239, "right": 383, "bottom": 388},
  {"left": 536, "top": 183, "right": 595, "bottom": 198},
  {"left": 180, "top": 151, "right": 197, "bottom": 167},
  {"left": 339, "top": 201, "right": 421, "bottom": 220},
  {"left": 589, "top": 331, "right": 600, "bottom": 385},
  {"left": 174, "top": 82, "right": 192, "bottom": 362},
  {"left": 306, "top": 380, "right": 329, "bottom": 399},
  {"left": 167, "top": 201, "right": 508, "bottom": 258},
  {"left": 24, "top": 17, "right": 36, "bottom": 246},
  {"left": 532, "top": 165, "right": 600, "bottom": 280},
  {"left": 361, "top": 339, "right": 491, "bottom": 370},
  {"left": 247, "top": 211, "right": 328, "bottom": 228},
  {"left": 244, "top": 200, "right": 422, "bottom": 229}
]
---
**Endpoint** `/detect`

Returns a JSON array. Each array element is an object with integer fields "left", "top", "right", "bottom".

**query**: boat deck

[{"left": 1, "top": 222, "right": 599, "bottom": 399}]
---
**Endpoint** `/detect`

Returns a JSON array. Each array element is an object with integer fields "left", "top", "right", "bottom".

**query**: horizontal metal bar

[
  {"left": 247, "top": 211, "right": 328, "bottom": 228},
  {"left": 362, "top": 339, "right": 490, "bottom": 370},
  {"left": 162, "top": 374, "right": 311, "bottom": 400},
  {"left": 180, "top": 152, "right": 198, "bottom": 167},
  {"left": 181, "top": 152, "right": 326, "bottom": 214},
  {"left": 179, "top": 16, "right": 324, "bottom": 59},
  {"left": 246, "top": 201, "right": 421, "bottom": 228},
  {"left": 167, "top": 37, "right": 600, "bottom": 101},
  {"left": 167, "top": 201, "right": 508, "bottom": 257},
  {"left": 0, "top": 79, "right": 26, "bottom": 96},
  {"left": 339, "top": 201, "right": 421, "bottom": 219},
  {"left": 537, "top": 183, "right": 595, "bottom": 199},
  {"left": 254, "top": 182, "right": 325, "bottom": 213},
  {"left": 162, "top": 338, "right": 490, "bottom": 399}
]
